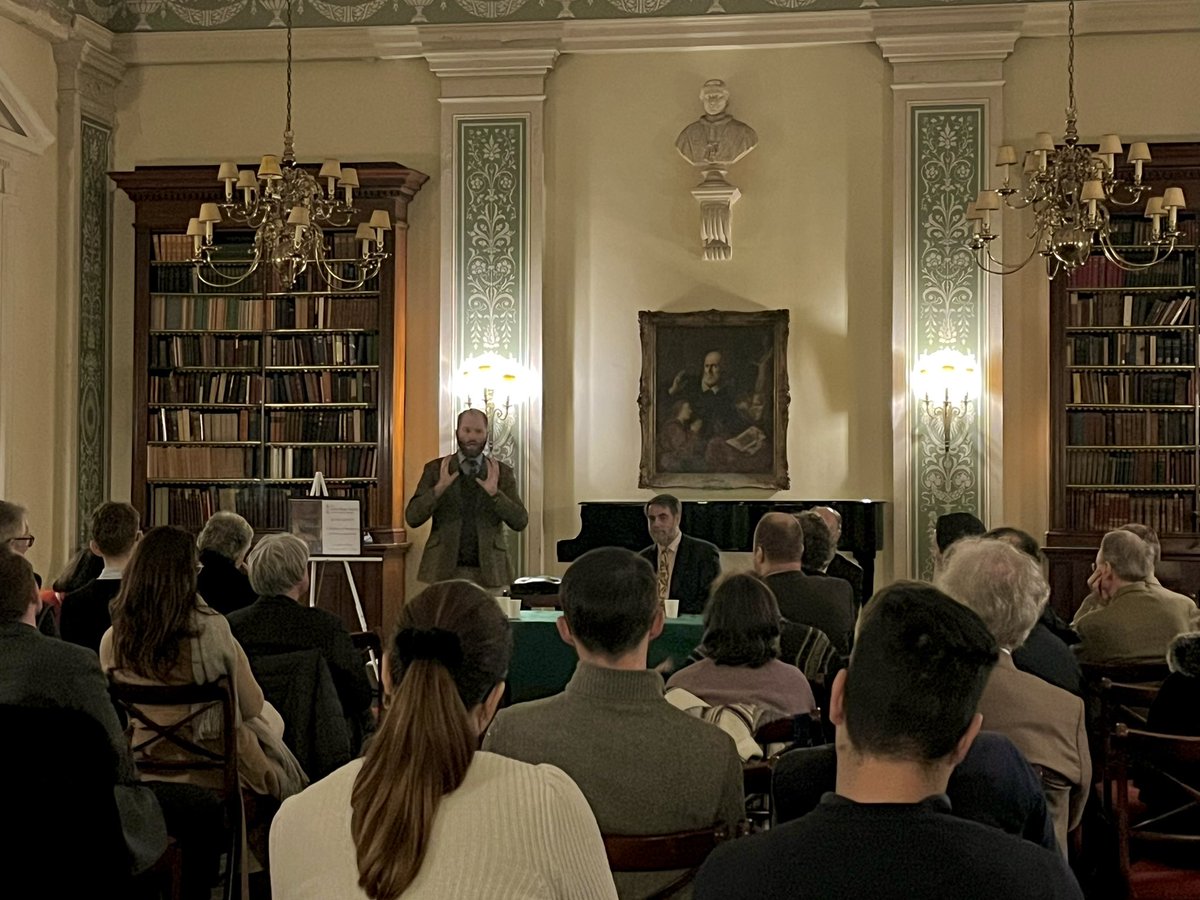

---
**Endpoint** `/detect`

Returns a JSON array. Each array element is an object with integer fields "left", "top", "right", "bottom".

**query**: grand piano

[{"left": 557, "top": 500, "right": 887, "bottom": 597}]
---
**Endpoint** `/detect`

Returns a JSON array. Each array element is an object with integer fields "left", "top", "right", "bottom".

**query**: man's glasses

[{"left": 7, "top": 534, "right": 34, "bottom": 549}]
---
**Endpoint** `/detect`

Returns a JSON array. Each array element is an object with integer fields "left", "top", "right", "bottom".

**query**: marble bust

[{"left": 675, "top": 79, "right": 759, "bottom": 169}]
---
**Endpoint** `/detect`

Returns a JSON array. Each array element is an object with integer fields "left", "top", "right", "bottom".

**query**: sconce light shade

[
  {"left": 912, "top": 348, "right": 980, "bottom": 402},
  {"left": 456, "top": 353, "right": 534, "bottom": 406}
]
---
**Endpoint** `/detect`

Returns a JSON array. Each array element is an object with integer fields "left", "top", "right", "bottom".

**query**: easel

[{"left": 304, "top": 472, "right": 380, "bottom": 681}]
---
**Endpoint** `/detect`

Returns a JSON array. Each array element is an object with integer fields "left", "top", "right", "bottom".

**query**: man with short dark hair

[
  {"left": 405, "top": 408, "right": 528, "bottom": 588},
  {"left": 935, "top": 511, "right": 987, "bottom": 563},
  {"left": 0, "top": 549, "right": 167, "bottom": 875},
  {"left": 1075, "top": 529, "right": 1200, "bottom": 663},
  {"left": 639, "top": 493, "right": 721, "bottom": 615},
  {"left": 753, "top": 512, "right": 855, "bottom": 656},
  {"left": 61, "top": 502, "right": 141, "bottom": 654},
  {"left": 484, "top": 547, "right": 744, "bottom": 899},
  {"left": 694, "top": 582, "right": 1083, "bottom": 900}
]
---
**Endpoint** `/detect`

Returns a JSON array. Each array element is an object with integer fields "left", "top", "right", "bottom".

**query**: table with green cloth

[{"left": 506, "top": 610, "right": 705, "bottom": 703}]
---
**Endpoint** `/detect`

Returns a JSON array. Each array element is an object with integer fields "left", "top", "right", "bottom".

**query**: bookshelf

[
  {"left": 1045, "top": 144, "right": 1200, "bottom": 619},
  {"left": 112, "top": 164, "right": 427, "bottom": 635}
]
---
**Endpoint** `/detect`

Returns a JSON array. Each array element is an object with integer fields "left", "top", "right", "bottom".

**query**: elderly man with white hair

[
  {"left": 935, "top": 537, "right": 1090, "bottom": 856},
  {"left": 197, "top": 511, "right": 256, "bottom": 615},
  {"left": 228, "top": 534, "right": 372, "bottom": 731},
  {"left": 1074, "top": 529, "right": 1200, "bottom": 664}
]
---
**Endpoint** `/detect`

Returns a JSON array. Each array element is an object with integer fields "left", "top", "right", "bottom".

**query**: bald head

[{"left": 753, "top": 512, "right": 804, "bottom": 575}]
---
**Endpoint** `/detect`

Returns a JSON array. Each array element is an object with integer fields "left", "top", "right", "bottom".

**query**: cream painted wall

[
  {"left": 0, "top": 16, "right": 61, "bottom": 578},
  {"left": 543, "top": 45, "right": 894, "bottom": 575},
  {"left": 1000, "top": 32, "right": 1200, "bottom": 546},
  {"left": 109, "top": 57, "right": 442, "bottom": 599}
]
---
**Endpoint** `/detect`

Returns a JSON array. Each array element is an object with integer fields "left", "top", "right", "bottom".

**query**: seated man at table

[
  {"left": 484, "top": 547, "right": 744, "bottom": 899},
  {"left": 640, "top": 494, "right": 721, "bottom": 615}
]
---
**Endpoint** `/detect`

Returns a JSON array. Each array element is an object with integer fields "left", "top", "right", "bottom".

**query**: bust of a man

[{"left": 675, "top": 79, "right": 759, "bottom": 169}]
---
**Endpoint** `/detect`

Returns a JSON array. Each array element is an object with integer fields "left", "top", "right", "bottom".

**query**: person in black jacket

[
  {"left": 230, "top": 534, "right": 373, "bottom": 736},
  {"left": 639, "top": 494, "right": 721, "bottom": 615},
  {"left": 196, "top": 511, "right": 257, "bottom": 615},
  {"left": 60, "top": 502, "right": 141, "bottom": 654}
]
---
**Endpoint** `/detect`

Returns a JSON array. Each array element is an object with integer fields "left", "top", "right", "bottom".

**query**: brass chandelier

[
  {"left": 966, "top": 0, "right": 1186, "bottom": 279},
  {"left": 186, "top": 0, "right": 389, "bottom": 291}
]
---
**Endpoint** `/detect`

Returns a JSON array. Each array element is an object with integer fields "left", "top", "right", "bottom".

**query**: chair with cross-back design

[{"left": 109, "top": 675, "right": 242, "bottom": 900}]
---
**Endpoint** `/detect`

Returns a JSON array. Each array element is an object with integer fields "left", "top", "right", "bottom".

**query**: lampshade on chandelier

[
  {"left": 966, "top": 0, "right": 1186, "bottom": 279},
  {"left": 187, "top": 0, "right": 388, "bottom": 291}
]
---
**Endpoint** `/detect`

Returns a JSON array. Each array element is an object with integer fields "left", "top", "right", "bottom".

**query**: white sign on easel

[{"left": 293, "top": 472, "right": 379, "bottom": 680}]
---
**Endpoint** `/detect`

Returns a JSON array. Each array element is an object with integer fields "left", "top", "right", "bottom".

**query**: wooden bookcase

[
  {"left": 112, "top": 164, "right": 427, "bottom": 635},
  {"left": 1045, "top": 144, "right": 1200, "bottom": 620}
]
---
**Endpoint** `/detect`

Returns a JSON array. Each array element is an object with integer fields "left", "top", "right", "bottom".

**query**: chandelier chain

[{"left": 1067, "top": 0, "right": 1076, "bottom": 113}]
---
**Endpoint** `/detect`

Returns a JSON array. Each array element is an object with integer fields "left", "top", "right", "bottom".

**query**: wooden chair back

[
  {"left": 603, "top": 825, "right": 736, "bottom": 900},
  {"left": 108, "top": 676, "right": 242, "bottom": 900},
  {"left": 1097, "top": 678, "right": 1161, "bottom": 808}
]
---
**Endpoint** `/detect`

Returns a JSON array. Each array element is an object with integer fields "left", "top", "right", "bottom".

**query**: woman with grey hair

[
  {"left": 229, "top": 533, "right": 374, "bottom": 754},
  {"left": 196, "top": 511, "right": 256, "bottom": 615},
  {"left": 935, "top": 537, "right": 1090, "bottom": 856}
]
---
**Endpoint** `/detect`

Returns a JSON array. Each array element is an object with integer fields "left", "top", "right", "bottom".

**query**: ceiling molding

[
  {"left": 0, "top": 0, "right": 71, "bottom": 42},
  {"left": 105, "top": 0, "right": 1200, "bottom": 67}
]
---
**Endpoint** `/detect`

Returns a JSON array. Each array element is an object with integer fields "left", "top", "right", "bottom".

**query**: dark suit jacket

[
  {"left": 0, "top": 621, "right": 167, "bottom": 873},
  {"left": 826, "top": 553, "right": 864, "bottom": 610},
  {"left": 766, "top": 570, "right": 856, "bottom": 657},
  {"left": 197, "top": 550, "right": 257, "bottom": 616},
  {"left": 60, "top": 577, "right": 121, "bottom": 655},
  {"left": 227, "top": 594, "right": 372, "bottom": 720},
  {"left": 405, "top": 455, "right": 528, "bottom": 587},
  {"left": 1013, "top": 620, "right": 1085, "bottom": 697},
  {"left": 640, "top": 533, "right": 721, "bottom": 615}
]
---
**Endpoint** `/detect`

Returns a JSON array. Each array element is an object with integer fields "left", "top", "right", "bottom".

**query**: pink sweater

[{"left": 665, "top": 658, "right": 815, "bottom": 718}]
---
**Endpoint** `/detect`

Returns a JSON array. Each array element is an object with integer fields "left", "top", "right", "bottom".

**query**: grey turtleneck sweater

[{"left": 484, "top": 661, "right": 745, "bottom": 899}]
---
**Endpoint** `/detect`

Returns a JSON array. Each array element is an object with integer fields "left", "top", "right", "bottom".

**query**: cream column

[
  {"left": 53, "top": 18, "right": 124, "bottom": 549},
  {"left": 427, "top": 45, "right": 557, "bottom": 579},
  {"left": 877, "top": 18, "right": 1016, "bottom": 579}
]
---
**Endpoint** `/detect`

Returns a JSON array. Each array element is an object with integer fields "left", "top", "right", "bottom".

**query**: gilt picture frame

[{"left": 638, "top": 309, "right": 790, "bottom": 490}]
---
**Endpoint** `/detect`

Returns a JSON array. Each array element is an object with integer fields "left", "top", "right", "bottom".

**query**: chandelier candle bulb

[
  {"left": 1145, "top": 196, "right": 1166, "bottom": 238},
  {"left": 198, "top": 202, "right": 222, "bottom": 241},
  {"left": 186, "top": 217, "right": 205, "bottom": 255},
  {"left": 318, "top": 159, "right": 342, "bottom": 197},
  {"left": 1163, "top": 187, "right": 1187, "bottom": 231},
  {"left": 1099, "top": 134, "right": 1123, "bottom": 173},
  {"left": 218, "top": 161, "right": 239, "bottom": 200},
  {"left": 355, "top": 222, "right": 374, "bottom": 257},
  {"left": 1128, "top": 142, "right": 1151, "bottom": 182},
  {"left": 1081, "top": 180, "right": 1106, "bottom": 220},
  {"left": 996, "top": 145, "right": 1018, "bottom": 166},
  {"left": 339, "top": 167, "right": 359, "bottom": 204}
]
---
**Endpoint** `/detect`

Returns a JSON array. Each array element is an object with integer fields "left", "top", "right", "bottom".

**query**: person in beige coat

[
  {"left": 936, "top": 538, "right": 1091, "bottom": 855},
  {"left": 1074, "top": 529, "right": 1200, "bottom": 664}
]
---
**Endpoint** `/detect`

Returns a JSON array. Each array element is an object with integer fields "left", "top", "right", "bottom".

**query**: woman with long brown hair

[
  {"left": 270, "top": 580, "right": 617, "bottom": 900},
  {"left": 100, "top": 525, "right": 304, "bottom": 801}
]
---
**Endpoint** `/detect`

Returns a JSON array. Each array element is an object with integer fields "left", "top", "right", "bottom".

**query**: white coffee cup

[
  {"left": 505, "top": 597, "right": 522, "bottom": 618},
  {"left": 663, "top": 598, "right": 680, "bottom": 619}
]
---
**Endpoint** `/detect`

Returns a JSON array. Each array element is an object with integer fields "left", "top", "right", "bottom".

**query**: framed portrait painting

[{"left": 638, "top": 309, "right": 790, "bottom": 490}]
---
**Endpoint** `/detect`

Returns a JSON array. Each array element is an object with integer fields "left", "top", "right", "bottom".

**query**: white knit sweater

[{"left": 270, "top": 751, "right": 618, "bottom": 900}]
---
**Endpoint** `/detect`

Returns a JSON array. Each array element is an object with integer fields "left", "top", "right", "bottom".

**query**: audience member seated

[
  {"left": 752, "top": 512, "right": 854, "bottom": 656},
  {"left": 1073, "top": 523, "right": 1199, "bottom": 626},
  {"left": 51, "top": 544, "right": 105, "bottom": 596},
  {"left": 60, "top": 501, "right": 140, "bottom": 654},
  {"left": 984, "top": 527, "right": 1084, "bottom": 696},
  {"left": 1075, "top": 529, "right": 1200, "bottom": 664},
  {"left": 484, "top": 547, "right": 744, "bottom": 900},
  {"left": 230, "top": 533, "right": 373, "bottom": 749},
  {"left": 797, "top": 510, "right": 836, "bottom": 577},
  {"left": 1140, "top": 631, "right": 1200, "bottom": 817},
  {"left": 812, "top": 506, "right": 864, "bottom": 611},
  {"left": 933, "top": 511, "right": 986, "bottom": 570},
  {"left": 693, "top": 582, "right": 1083, "bottom": 900},
  {"left": 270, "top": 580, "right": 617, "bottom": 900},
  {"left": 196, "top": 511, "right": 257, "bottom": 615},
  {"left": 0, "top": 499, "right": 56, "bottom": 636},
  {"left": 936, "top": 537, "right": 1090, "bottom": 855},
  {"left": 639, "top": 493, "right": 721, "bottom": 615},
  {"left": 0, "top": 549, "right": 168, "bottom": 877},
  {"left": 100, "top": 526, "right": 306, "bottom": 805},
  {"left": 666, "top": 573, "right": 815, "bottom": 719},
  {"left": 772, "top": 730, "right": 1057, "bottom": 852}
]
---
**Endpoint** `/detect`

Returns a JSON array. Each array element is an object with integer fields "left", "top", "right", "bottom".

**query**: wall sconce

[
  {"left": 456, "top": 353, "right": 532, "bottom": 454},
  {"left": 913, "top": 349, "right": 979, "bottom": 454}
]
